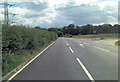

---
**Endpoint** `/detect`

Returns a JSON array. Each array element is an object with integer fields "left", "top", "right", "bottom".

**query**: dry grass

[{"left": 72, "top": 33, "right": 119, "bottom": 39}]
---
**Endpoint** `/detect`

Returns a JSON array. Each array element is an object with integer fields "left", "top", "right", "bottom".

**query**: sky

[{"left": 0, "top": 0, "right": 119, "bottom": 28}]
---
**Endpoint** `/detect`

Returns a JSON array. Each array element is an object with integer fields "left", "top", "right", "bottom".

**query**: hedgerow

[{"left": 2, "top": 25, "right": 58, "bottom": 76}]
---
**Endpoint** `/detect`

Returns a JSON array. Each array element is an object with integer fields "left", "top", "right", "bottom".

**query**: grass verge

[
  {"left": 71, "top": 33, "right": 119, "bottom": 39},
  {"left": 115, "top": 40, "right": 120, "bottom": 46},
  {"left": 2, "top": 40, "right": 56, "bottom": 78}
]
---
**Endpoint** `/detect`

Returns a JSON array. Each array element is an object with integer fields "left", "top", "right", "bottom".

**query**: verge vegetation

[
  {"left": 72, "top": 33, "right": 119, "bottom": 39},
  {"left": 115, "top": 40, "right": 120, "bottom": 46},
  {"left": 2, "top": 25, "right": 58, "bottom": 76}
]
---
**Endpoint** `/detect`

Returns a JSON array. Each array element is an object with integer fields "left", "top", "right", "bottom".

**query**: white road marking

[
  {"left": 8, "top": 41, "right": 56, "bottom": 81},
  {"left": 76, "top": 58, "right": 95, "bottom": 82},
  {"left": 83, "top": 42, "right": 89, "bottom": 45},
  {"left": 93, "top": 46, "right": 111, "bottom": 52},
  {"left": 69, "top": 47, "right": 74, "bottom": 54},
  {"left": 94, "top": 41, "right": 100, "bottom": 43},
  {"left": 65, "top": 41, "right": 69, "bottom": 46},
  {"left": 80, "top": 44, "right": 84, "bottom": 48},
  {"left": 67, "top": 43, "right": 69, "bottom": 46},
  {"left": 64, "top": 39, "right": 70, "bottom": 46}
]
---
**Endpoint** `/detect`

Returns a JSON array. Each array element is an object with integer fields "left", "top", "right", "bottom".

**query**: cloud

[
  {"left": 50, "top": 0, "right": 118, "bottom": 26},
  {"left": 20, "top": 1, "right": 49, "bottom": 12},
  {"left": 0, "top": 0, "right": 118, "bottom": 27}
]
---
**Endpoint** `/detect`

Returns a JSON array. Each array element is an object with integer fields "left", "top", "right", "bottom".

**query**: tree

[{"left": 48, "top": 28, "right": 63, "bottom": 37}]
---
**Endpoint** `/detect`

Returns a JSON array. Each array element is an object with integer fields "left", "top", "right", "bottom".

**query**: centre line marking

[
  {"left": 69, "top": 47, "right": 74, "bottom": 54},
  {"left": 67, "top": 43, "right": 69, "bottom": 46},
  {"left": 65, "top": 41, "right": 69, "bottom": 46},
  {"left": 80, "top": 44, "right": 84, "bottom": 48},
  {"left": 64, "top": 39, "right": 69, "bottom": 46},
  {"left": 93, "top": 46, "right": 110, "bottom": 52},
  {"left": 76, "top": 58, "right": 95, "bottom": 82},
  {"left": 95, "top": 41, "right": 99, "bottom": 42},
  {"left": 84, "top": 43, "right": 89, "bottom": 45}
]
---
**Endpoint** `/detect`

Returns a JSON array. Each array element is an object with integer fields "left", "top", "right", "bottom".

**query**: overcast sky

[{"left": 0, "top": 0, "right": 119, "bottom": 28}]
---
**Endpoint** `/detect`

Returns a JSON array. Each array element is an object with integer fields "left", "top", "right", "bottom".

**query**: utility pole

[
  {"left": 0, "top": 0, "right": 17, "bottom": 25},
  {"left": 4, "top": 1, "right": 9, "bottom": 25}
]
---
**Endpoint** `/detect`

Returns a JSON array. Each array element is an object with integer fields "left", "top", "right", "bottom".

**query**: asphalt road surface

[{"left": 12, "top": 37, "right": 118, "bottom": 80}]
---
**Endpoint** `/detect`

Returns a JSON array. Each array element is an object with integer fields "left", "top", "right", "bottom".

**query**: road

[{"left": 11, "top": 37, "right": 118, "bottom": 80}]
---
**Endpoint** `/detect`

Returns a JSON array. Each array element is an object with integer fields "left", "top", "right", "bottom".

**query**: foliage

[
  {"left": 115, "top": 40, "right": 120, "bottom": 46},
  {"left": 2, "top": 24, "right": 58, "bottom": 76},
  {"left": 72, "top": 33, "right": 118, "bottom": 38},
  {"left": 48, "top": 28, "right": 63, "bottom": 37},
  {"left": 60, "top": 24, "right": 120, "bottom": 35}
]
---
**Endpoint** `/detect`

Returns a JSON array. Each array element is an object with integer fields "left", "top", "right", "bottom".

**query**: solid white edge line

[
  {"left": 8, "top": 40, "right": 56, "bottom": 81},
  {"left": 76, "top": 58, "right": 95, "bottom": 82},
  {"left": 69, "top": 47, "right": 74, "bottom": 54}
]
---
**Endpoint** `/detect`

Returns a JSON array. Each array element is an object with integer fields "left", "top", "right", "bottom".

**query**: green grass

[
  {"left": 115, "top": 40, "right": 120, "bottom": 46},
  {"left": 2, "top": 24, "right": 58, "bottom": 77},
  {"left": 2, "top": 40, "right": 55, "bottom": 77},
  {"left": 72, "top": 33, "right": 119, "bottom": 39}
]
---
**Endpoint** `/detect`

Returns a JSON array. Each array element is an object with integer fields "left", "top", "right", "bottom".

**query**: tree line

[
  {"left": 2, "top": 23, "right": 119, "bottom": 76},
  {"left": 48, "top": 24, "right": 120, "bottom": 36}
]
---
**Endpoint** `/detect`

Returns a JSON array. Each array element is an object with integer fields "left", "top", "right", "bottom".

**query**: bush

[
  {"left": 2, "top": 24, "right": 58, "bottom": 76},
  {"left": 115, "top": 40, "right": 120, "bottom": 46}
]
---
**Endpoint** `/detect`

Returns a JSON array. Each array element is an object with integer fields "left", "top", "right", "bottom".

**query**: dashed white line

[
  {"left": 76, "top": 58, "right": 95, "bottom": 82},
  {"left": 64, "top": 39, "right": 70, "bottom": 46},
  {"left": 83, "top": 42, "right": 89, "bottom": 45},
  {"left": 94, "top": 41, "right": 100, "bottom": 43},
  {"left": 93, "top": 46, "right": 111, "bottom": 52},
  {"left": 64, "top": 39, "right": 69, "bottom": 46},
  {"left": 64, "top": 39, "right": 95, "bottom": 81},
  {"left": 67, "top": 43, "right": 69, "bottom": 46},
  {"left": 69, "top": 47, "right": 74, "bottom": 54},
  {"left": 65, "top": 41, "right": 69, "bottom": 46},
  {"left": 80, "top": 44, "right": 84, "bottom": 48}
]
